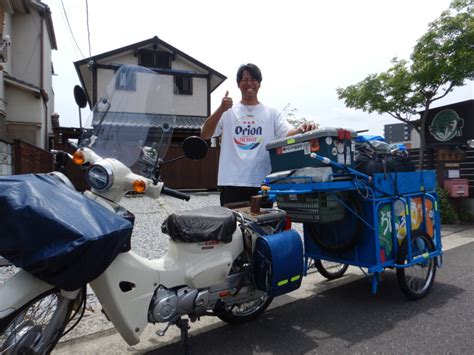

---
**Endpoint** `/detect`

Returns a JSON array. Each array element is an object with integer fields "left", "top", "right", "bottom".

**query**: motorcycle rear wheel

[
  {"left": 217, "top": 293, "right": 273, "bottom": 324},
  {"left": 0, "top": 289, "right": 75, "bottom": 355}
]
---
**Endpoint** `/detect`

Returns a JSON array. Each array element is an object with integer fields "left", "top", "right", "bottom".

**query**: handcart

[{"left": 264, "top": 153, "right": 443, "bottom": 300}]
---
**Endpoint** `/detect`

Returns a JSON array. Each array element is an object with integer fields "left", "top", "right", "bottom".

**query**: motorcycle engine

[
  {"left": 149, "top": 286, "right": 209, "bottom": 323},
  {"left": 149, "top": 288, "right": 178, "bottom": 322}
]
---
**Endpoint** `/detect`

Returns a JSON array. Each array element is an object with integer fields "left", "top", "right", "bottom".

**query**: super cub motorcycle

[{"left": 0, "top": 65, "right": 304, "bottom": 353}]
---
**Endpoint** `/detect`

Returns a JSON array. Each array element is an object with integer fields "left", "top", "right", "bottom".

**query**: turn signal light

[
  {"left": 133, "top": 180, "right": 146, "bottom": 193},
  {"left": 72, "top": 150, "right": 85, "bottom": 165},
  {"left": 261, "top": 185, "right": 271, "bottom": 192}
]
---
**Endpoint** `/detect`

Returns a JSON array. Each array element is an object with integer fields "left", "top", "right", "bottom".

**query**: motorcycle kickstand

[{"left": 176, "top": 318, "right": 191, "bottom": 354}]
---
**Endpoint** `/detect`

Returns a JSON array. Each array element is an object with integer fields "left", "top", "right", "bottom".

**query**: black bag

[
  {"left": 355, "top": 140, "right": 415, "bottom": 175},
  {"left": 0, "top": 174, "right": 133, "bottom": 290}
]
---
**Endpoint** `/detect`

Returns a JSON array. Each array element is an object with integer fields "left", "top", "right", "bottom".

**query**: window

[
  {"left": 138, "top": 49, "right": 171, "bottom": 69},
  {"left": 156, "top": 52, "right": 171, "bottom": 68},
  {"left": 115, "top": 68, "right": 136, "bottom": 91},
  {"left": 174, "top": 76, "right": 193, "bottom": 95}
]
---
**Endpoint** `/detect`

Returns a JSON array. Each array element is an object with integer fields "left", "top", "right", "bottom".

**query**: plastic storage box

[
  {"left": 276, "top": 192, "right": 346, "bottom": 223},
  {"left": 266, "top": 128, "right": 357, "bottom": 173}
]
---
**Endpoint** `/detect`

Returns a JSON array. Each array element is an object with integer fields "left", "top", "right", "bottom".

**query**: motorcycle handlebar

[{"left": 161, "top": 186, "right": 191, "bottom": 201}]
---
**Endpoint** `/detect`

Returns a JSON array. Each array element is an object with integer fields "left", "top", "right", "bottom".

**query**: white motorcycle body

[
  {"left": 0, "top": 65, "right": 293, "bottom": 352},
  {"left": 0, "top": 196, "right": 255, "bottom": 346},
  {"left": 90, "top": 231, "right": 244, "bottom": 345}
]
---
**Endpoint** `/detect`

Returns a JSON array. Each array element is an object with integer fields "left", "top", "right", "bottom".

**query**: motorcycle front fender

[{"left": 0, "top": 269, "right": 53, "bottom": 319}]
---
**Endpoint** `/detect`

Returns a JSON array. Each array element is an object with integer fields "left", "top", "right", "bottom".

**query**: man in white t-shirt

[{"left": 201, "top": 63, "right": 316, "bottom": 206}]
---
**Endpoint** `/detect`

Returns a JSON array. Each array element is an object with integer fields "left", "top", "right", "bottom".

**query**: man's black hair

[{"left": 236, "top": 63, "right": 262, "bottom": 84}]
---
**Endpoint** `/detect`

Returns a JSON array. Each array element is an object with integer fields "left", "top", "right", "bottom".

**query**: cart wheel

[
  {"left": 308, "top": 192, "right": 363, "bottom": 253},
  {"left": 396, "top": 231, "right": 436, "bottom": 300},
  {"left": 314, "top": 259, "right": 349, "bottom": 280}
]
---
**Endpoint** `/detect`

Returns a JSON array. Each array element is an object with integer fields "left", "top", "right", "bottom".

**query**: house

[
  {"left": 0, "top": 0, "right": 57, "bottom": 152},
  {"left": 74, "top": 36, "right": 226, "bottom": 134},
  {"left": 72, "top": 37, "right": 227, "bottom": 189},
  {"left": 383, "top": 122, "right": 414, "bottom": 148}
]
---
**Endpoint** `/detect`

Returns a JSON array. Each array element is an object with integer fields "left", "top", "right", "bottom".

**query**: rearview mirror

[
  {"left": 73, "top": 85, "right": 88, "bottom": 108},
  {"left": 182, "top": 136, "right": 208, "bottom": 160}
]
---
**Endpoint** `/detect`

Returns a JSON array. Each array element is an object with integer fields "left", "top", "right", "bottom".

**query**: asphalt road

[{"left": 150, "top": 241, "right": 474, "bottom": 355}]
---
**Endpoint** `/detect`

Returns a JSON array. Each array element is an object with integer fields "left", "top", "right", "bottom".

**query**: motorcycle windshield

[{"left": 79, "top": 65, "right": 176, "bottom": 178}]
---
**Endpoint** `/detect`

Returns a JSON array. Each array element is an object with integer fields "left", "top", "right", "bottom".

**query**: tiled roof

[
  {"left": 91, "top": 112, "right": 206, "bottom": 130},
  {"left": 175, "top": 116, "right": 206, "bottom": 130}
]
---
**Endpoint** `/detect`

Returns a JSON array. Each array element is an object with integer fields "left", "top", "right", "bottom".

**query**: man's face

[{"left": 238, "top": 70, "right": 260, "bottom": 100}]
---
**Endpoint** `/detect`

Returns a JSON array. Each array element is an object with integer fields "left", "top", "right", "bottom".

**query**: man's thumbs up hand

[{"left": 220, "top": 90, "right": 233, "bottom": 112}]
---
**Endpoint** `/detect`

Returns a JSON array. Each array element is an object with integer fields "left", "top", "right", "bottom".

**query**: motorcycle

[{"left": 0, "top": 65, "right": 304, "bottom": 354}]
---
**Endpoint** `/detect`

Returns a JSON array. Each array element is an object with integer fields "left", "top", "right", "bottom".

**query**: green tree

[{"left": 337, "top": 0, "right": 474, "bottom": 168}]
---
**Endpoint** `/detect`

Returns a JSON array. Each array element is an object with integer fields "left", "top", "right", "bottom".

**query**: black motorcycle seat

[{"left": 161, "top": 206, "right": 236, "bottom": 243}]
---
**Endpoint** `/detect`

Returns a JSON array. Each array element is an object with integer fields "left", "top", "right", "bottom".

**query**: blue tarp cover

[
  {"left": 0, "top": 174, "right": 133, "bottom": 290},
  {"left": 355, "top": 135, "right": 385, "bottom": 142}
]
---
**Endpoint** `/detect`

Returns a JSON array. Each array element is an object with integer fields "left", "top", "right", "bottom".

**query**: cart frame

[{"left": 265, "top": 154, "right": 443, "bottom": 297}]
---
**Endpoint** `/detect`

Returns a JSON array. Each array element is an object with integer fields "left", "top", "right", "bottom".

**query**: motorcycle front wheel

[
  {"left": 0, "top": 289, "right": 75, "bottom": 355},
  {"left": 216, "top": 293, "right": 273, "bottom": 324}
]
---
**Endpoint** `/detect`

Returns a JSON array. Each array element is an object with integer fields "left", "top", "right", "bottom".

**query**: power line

[
  {"left": 59, "top": 0, "right": 85, "bottom": 58},
  {"left": 85, "top": 0, "right": 92, "bottom": 58}
]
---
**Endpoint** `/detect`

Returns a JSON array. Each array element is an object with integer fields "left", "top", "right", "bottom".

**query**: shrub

[{"left": 436, "top": 187, "right": 459, "bottom": 224}]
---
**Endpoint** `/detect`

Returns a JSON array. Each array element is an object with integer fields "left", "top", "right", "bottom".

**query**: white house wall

[
  {"left": 92, "top": 52, "right": 208, "bottom": 116},
  {"left": 11, "top": 12, "right": 41, "bottom": 85},
  {"left": 173, "top": 57, "right": 207, "bottom": 75},
  {"left": 177, "top": 77, "right": 207, "bottom": 116},
  {"left": 95, "top": 69, "right": 207, "bottom": 116},
  {"left": 0, "top": 11, "right": 12, "bottom": 116},
  {"left": 5, "top": 85, "right": 43, "bottom": 146},
  {"left": 2, "top": 4, "right": 55, "bottom": 148},
  {"left": 41, "top": 21, "right": 54, "bottom": 137}
]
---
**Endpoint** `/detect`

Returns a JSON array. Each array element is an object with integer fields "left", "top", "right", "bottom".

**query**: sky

[{"left": 46, "top": 0, "right": 473, "bottom": 136}]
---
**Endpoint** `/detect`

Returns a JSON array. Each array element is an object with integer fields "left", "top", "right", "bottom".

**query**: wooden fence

[
  {"left": 408, "top": 147, "right": 474, "bottom": 197},
  {"left": 13, "top": 140, "right": 53, "bottom": 174}
]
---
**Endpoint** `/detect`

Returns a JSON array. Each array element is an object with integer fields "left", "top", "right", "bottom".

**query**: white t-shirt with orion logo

[{"left": 213, "top": 102, "right": 291, "bottom": 187}]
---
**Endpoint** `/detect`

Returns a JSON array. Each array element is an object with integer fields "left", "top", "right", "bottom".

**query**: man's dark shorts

[{"left": 219, "top": 186, "right": 260, "bottom": 206}]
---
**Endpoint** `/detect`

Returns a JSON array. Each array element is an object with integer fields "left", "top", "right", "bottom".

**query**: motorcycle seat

[{"left": 161, "top": 206, "right": 236, "bottom": 243}]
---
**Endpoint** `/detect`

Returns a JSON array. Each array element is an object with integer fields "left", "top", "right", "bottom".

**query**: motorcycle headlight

[{"left": 86, "top": 164, "right": 113, "bottom": 190}]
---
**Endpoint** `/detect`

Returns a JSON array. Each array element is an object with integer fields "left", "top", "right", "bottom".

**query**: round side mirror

[
  {"left": 73, "top": 85, "right": 88, "bottom": 108},
  {"left": 182, "top": 136, "right": 208, "bottom": 160}
]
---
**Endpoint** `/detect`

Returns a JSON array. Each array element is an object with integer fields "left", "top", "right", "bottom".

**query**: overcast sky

[{"left": 46, "top": 0, "right": 473, "bottom": 135}]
